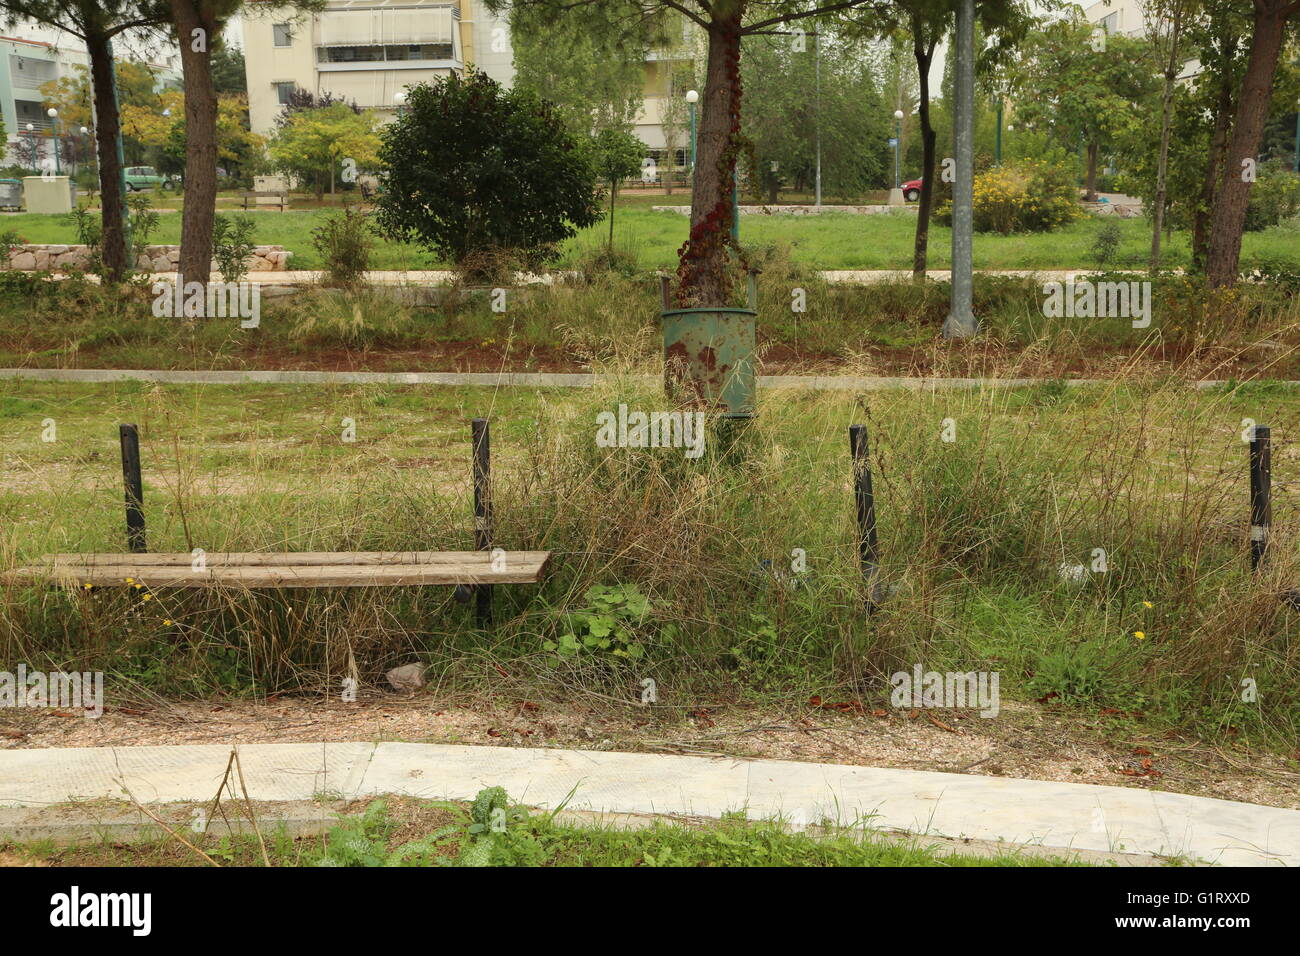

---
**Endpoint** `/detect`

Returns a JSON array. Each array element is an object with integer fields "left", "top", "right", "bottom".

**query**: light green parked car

[{"left": 123, "top": 166, "right": 177, "bottom": 191}]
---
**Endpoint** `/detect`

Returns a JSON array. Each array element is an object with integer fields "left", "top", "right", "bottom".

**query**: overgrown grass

[
  {"left": 1, "top": 262, "right": 1298, "bottom": 377},
  {"left": 2, "top": 205, "right": 1297, "bottom": 271},
  {"left": 1, "top": 375, "right": 1298, "bottom": 751},
  {"left": 8, "top": 792, "right": 1098, "bottom": 867}
]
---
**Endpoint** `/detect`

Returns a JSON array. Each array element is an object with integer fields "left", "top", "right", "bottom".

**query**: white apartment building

[
  {"left": 242, "top": 0, "right": 694, "bottom": 166},
  {"left": 241, "top": 0, "right": 515, "bottom": 136},
  {"left": 1, "top": 20, "right": 181, "bottom": 164}
]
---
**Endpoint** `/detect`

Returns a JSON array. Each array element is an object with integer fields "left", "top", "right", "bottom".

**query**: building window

[
  {"left": 273, "top": 23, "right": 293, "bottom": 47},
  {"left": 1099, "top": 12, "right": 1118, "bottom": 34},
  {"left": 318, "top": 43, "right": 454, "bottom": 64},
  {"left": 274, "top": 82, "right": 295, "bottom": 105}
]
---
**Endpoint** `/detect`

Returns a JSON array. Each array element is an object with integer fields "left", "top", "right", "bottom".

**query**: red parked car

[{"left": 902, "top": 178, "right": 923, "bottom": 201}]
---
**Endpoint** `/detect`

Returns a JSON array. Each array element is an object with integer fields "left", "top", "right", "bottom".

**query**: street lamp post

[
  {"left": 25, "top": 123, "right": 35, "bottom": 170},
  {"left": 995, "top": 100, "right": 1003, "bottom": 166},
  {"left": 1294, "top": 99, "right": 1299, "bottom": 173},
  {"left": 685, "top": 89, "right": 698, "bottom": 177},
  {"left": 889, "top": 109, "right": 904, "bottom": 205},
  {"left": 47, "top": 107, "right": 60, "bottom": 175}
]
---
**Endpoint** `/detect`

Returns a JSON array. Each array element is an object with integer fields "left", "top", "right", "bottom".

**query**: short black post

[
  {"left": 1250, "top": 425, "right": 1271, "bottom": 571},
  {"left": 850, "top": 425, "right": 880, "bottom": 611},
  {"left": 119, "top": 424, "right": 146, "bottom": 553},
  {"left": 471, "top": 418, "right": 493, "bottom": 627}
]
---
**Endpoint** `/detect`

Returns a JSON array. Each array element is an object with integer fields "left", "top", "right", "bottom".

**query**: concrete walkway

[
  {"left": 0, "top": 742, "right": 1295, "bottom": 865},
  {"left": 0, "top": 367, "right": 1260, "bottom": 390}
]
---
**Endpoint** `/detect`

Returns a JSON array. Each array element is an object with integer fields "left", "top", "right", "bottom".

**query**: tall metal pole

[
  {"left": 1249, "top": 426, "right": 1272, "bottom": 572},
  {"left": 943, "top": 0, "right": 977, "bottom": 339},
  {"left": 471, "top": 418, "right": 493, "bottom": 628},
  {"left": 995, "top": 101, "right": 1003, "bottom": 167},
  {"left": 51, "top": 115, "right": 61, "bottom": 175},
  {"left": 1294, "top": 103, "right": 1299, "bottom": 174},
  {"left": 894, "top": 116, "right": 901, "bottom": 188},
  {"left": 814, "top": 32, "right": 822, "bottom": 208},
  {"left": 689, "top": 101, "right": 697, "bottom": 174}
]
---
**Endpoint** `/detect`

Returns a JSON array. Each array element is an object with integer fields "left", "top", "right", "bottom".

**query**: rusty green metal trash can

[{"left": 659, "top": 273, "right": 757, "bottom": 418}]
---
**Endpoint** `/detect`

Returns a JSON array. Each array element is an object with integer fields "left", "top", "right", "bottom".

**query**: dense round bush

[
  {"left": 937, "top": 160, "right": 1083, "bottom": 234},
  {"left": 1244, "top": 163, "right": 1300, "bottom": 232}
]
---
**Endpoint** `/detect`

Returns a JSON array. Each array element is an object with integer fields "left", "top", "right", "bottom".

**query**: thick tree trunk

[
  {"left": 911, "top": 29, "right": 937, "bottom": 283},
  {"left": 86, "top": 32, "right": 127, "bottom": 281},
  {"left": 1084, "top": 141, "right": 1099, "bottom": 202},
  {"left": 173, "top": 0, "right": 221, "bottom": 291},
  {"left": 677, "top": 4, "right": 745, "bottom": 307},
  {"left": 1206, "top": 5, "right": 1292, "bottom": 287},
  {"left": 1193, "top": 48, "right": 1238, "bottom": 271},
  {"left": 1150, "top": 6, "right": 1183, "bottom": 273}
]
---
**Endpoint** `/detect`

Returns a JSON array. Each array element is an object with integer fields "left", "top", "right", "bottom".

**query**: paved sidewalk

[{"left": 1, "top": 742, "right": 1295, "bottom": 865}]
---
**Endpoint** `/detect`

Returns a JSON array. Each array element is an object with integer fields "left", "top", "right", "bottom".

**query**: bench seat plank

[
  {"left": 41, "top": 551, "right": 526, "bottom": 567},
  {"left": 4, "top": 552, "right": 550, "bottom": 589}
]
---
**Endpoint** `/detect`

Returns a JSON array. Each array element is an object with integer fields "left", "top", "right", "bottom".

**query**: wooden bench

[
  {"left": 4, "top": 419, "right": 542, "bottom": 627},
  {"left": 240, "top": 190, "right": 289, "bottom": 211},
  {"left": 6, "top": 551, "right": 551, "bottom": 589}
]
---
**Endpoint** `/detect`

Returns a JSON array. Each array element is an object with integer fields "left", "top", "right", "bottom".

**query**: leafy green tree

[
  {"left": 1010, "top": 15, "right": 1159, "bottom": 201},
  {"left": 374, "top": 70, "right": 602, "bottom": 274},
  {"left": 492, "top": 0, "right": 891, "bottom": 308},
  {"left": 269, "top": 101, "right": 380, "bottom": 197},
  {"left": 1206, "top": 0, "right": 1300, "bottom": 285},
  {"left": 510, "top": 1, "right": 648, "bottom": 135},
  {"left": 211, "top": 42, "right": 246, "bottom": 94},
  {"left": 0, "top": 0, "right": 171, "bottom": 280},
  {"left": 592, "top": 127, "right": 647, "bottom": 247},
  {"left": 740, "top": 29, "right": 890, "bottom": 204}
]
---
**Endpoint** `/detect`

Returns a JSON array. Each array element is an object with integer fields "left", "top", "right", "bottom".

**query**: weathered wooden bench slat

[
  {"left": 5, "top": 553, "right": 550, "bottom": 589},
  {"left": 41, "top": 551, "right": 531, "bottom": 568}
]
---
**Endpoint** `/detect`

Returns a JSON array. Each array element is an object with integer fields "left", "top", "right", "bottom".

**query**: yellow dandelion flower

[
  {"left": 163, "top": 619, "right": 172, "bottom": 626},
  {"left": 1142, "top": 601, "right": 1153, "bottom": 609},
  {"left": 142, "top": 593, "right": 152, "bottom": 601},
  {"left": 1134, "top": 631, "right": 1146, "bottom": 640}
]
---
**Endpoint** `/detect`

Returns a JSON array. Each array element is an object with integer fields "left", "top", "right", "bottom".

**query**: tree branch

[{"left": 743, "top": 0, "right": 882, "bottom": 34}]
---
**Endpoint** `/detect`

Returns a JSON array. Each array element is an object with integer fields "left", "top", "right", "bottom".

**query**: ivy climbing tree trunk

[{"left": 676, "top": 1, "right": 745, "bottom": 308}]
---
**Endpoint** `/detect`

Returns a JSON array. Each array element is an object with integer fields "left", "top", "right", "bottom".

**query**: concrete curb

[{"left": 1, "top": 743, "right": 1295, "bottom": 865}]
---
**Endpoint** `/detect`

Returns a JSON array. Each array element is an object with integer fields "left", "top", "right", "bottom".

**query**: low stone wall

[{"left": 4, "top": 244, "right": 293, "bottom": 273}]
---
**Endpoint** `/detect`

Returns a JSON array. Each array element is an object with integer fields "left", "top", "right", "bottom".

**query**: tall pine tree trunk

[
  {"left": 173, "top": 0, "right": 221, "bottom": 291},
  {"left": 1207, "top": 2, "right": 1294, "bottom": 286},
  {"left": 87, "top": 31, "right": 127, "bottom": 281},
  {"left": 1193, "top": 44, "right": 1238, "bottom": 271}
]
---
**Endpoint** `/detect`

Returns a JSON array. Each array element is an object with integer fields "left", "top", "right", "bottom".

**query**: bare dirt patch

[{"left": 3, "top": 692, "right": 1296, "bottom": 810}]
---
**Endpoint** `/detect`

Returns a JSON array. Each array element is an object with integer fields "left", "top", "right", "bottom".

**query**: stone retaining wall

[{"left": 4, "top": 244, "right": 293, "bottom": 272}]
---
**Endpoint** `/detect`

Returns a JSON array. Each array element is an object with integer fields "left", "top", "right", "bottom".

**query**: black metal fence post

[
  {"left": 850, "top": 424, "right": 880, "bottom": 611},
  {"left": 471, "top": 418, "right": 493, "bottom": 627},
  {"left": 119, "top": 424, "right": 146, "bottom": 553},
  {"left": 1250, "top": 425, "right": 1271, "bottom": 572}
]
